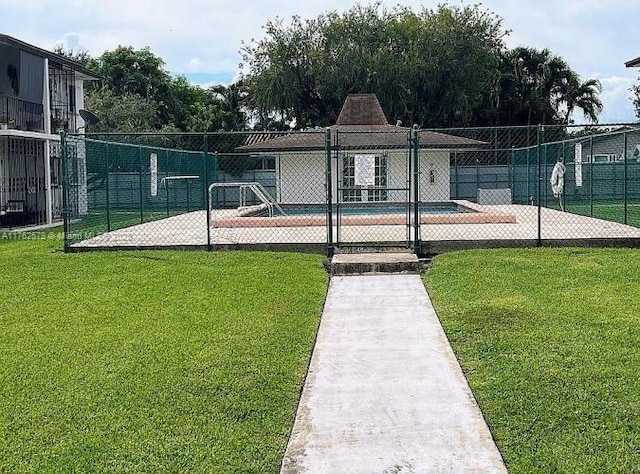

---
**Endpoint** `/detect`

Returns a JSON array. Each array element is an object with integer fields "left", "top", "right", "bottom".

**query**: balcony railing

[{"left": 0, "top": 95, "right": 45, "bottom": 132}]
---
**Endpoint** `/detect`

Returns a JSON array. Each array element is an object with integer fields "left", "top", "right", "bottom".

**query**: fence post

[
  {"left": 510, "top": 146, "right": 514, "bottom": 197},
  {"left": 537, "top": 125, "right": 542, "bottom": 246},
  {"left": 335, "top": 132, "right": 342, "bottom": 245},
  {"left": 562, "top": 139, "right": 567, "bottom": 203},
  {"left": 454, "top": 150, "right": 458, "bottom": 199},
  {"left": 543, "top": 144, "right": 548, "bottom": 207},
  {"left": 590, "top": 136, "right": 594, "bottom": 217},
  {"left": 475, "top": 157, "right": 480, "bottom": 201},
  {"left": 413, "top": 126, "right": 420, "bottom": 254},
  {"left": 165, "top": 149, "right": 170, "bottom": 218},
  {"left": 139, "top": 145, "right": 144, "bottom": 224},
  {"left": 204, "top": 133, "right": 211, "bottom": 251},
  {"left": 526, "top": 146, "right": 530, "bottom": 204},
  {"left": 325, "top": 129, "right": 333, "bottom": 258},
  {"left": 623, "top": 131, "right": 628, "bottom": 225},
  {"left": 105, "top": 142, "right": 111, "bottom": 232},
  {"left": 61, "top": 132, "right": 70, "bottom": 252}
]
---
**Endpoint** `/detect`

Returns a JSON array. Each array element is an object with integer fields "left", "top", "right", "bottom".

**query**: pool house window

[
  {"left": 341, "top": 153, "right": 388, "bottom": 202},
  {"left": 585, "top": 153, "right": 617, "bottom": 163}
]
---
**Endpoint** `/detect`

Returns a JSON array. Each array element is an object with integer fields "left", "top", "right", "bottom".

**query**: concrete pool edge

[{"left": 213, "top": 200, "right": 516, "bottom": 228}]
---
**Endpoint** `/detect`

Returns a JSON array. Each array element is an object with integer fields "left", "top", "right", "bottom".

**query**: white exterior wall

[
  {"left": 384, "top": 150, "right": 409, "bottom": 202},
  {"left": 74, "top": 78, "right": 85, "bottom": 132},
  {"left": 386, "top": 150, "right": 451, "bottom": 202},
  {"left": 419, "top": 150, "right": 450, "bottom": 201},
  {"left": 277, "top": 153, "right": 326, "bottom": 203},
  {"left": 276, "top": 148, "right": 451, "bottom": 203}
]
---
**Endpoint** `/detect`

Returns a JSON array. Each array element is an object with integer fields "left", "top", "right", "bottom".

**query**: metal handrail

[
  {"left": 208, "top": 182, "right": 285, "bottom": 218},
  {"left": 239, "top": 184, "right": 273, "bottom": 216},
  {"left": 249, "top": 182, "right": 285, "bottom": 216},
  {"left": 0, "top": 94, "right": 45, "bottom": 132}
]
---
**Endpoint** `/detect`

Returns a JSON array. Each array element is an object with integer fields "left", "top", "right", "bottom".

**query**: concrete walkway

[{"left": 281, "top": 274, "right": 506, "bottom": 473}]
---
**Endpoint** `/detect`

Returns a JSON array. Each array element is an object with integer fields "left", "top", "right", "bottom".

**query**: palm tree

[
  {"left": 502, "top": 47, "right": 555, "bottom": 125},
  {"left": 500, "top": 47, "right": 597, "bottom": 126},
  {"left": 209, "top": 82, "right": 248, "bottom": 130},
  {"left": 536, "top": 52, "right": 573, "bottom": 123},
  {"left": 560, "top": 76, "right": 603, "bottom": 124}
]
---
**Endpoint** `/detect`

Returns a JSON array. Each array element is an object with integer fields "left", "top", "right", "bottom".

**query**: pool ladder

[{"left": 208, "top": 182, "right": 285, "bottom": 217}]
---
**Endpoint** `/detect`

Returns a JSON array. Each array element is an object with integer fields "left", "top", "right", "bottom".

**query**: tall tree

[
  {"left": 88, "top": 47, "right": 171, "bottom": 99},
  {"left": 84, "top": 87, "right": 159, "bottom": 132},
  {"left": 165, "top": 75, "right": 209, "bottom": 131},
  {"left": 209, "top": 82, "right": 248, "bottom": 130},
  {"left": 53, "top": 45, "right": 91, "bottom": 67},
  {"left": 241, "top": 3, "right": 507, "bottom": 128},
  {"left": 561, "top": 76, "right": 602, "bottom": 124},
  {"left": 87, "top": 46, "right": 175, "bottom": 124},
  {"left": 86, "top": 47, "right": 246, "bottom": 132},
  {"left": 495, "top": 47, "right": 601, "bottom": 125}
]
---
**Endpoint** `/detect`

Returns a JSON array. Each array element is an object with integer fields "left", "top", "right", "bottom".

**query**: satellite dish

[{"left": 79, "top": 109, "right": 100, "bottom": 125}]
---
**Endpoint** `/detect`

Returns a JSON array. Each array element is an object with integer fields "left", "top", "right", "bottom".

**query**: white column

[
  {"left": 44, "top": 139, "right": 52, "bottom": 224},
  {"left": 43, "top": 58, "right": 51, "bottom": 134},
  {"left": 75, "top": 77, "right": 85, "bottom": 132},
  {"left": 43, "top": 58, "right": 53, "bottom": 224}
]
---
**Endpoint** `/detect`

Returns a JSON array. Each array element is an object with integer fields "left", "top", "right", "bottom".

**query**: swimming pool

[
  {"left": 266, "top": 202, "right": 477, "bottom": 217},
  {"left": 215, "top": 200, "right": 517, "bottom": 228}
]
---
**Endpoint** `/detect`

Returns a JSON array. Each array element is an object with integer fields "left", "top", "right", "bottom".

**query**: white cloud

[
  {"left": 186, "top": 58, "right": 202, "bottom": 70},
  {"left": 596, "top": 75, "right": 637, "bottom": 123}
]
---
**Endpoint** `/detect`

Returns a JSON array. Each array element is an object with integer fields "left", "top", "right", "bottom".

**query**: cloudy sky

[{"left": 1, "top": 0, "right": 639, "bottom": 123}]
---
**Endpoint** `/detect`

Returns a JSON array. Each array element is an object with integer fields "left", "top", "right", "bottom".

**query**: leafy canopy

[
  {"left": 241, "top": 3, "right": 603, "bottom": 128},
  {"left": 241, "top": 3, "right": 507, "bottom": 128},
  {"left": 70, "top": 46, "right": 247, "bottom": 133}
]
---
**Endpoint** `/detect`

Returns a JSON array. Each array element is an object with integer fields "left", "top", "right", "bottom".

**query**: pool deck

[{"left": 70, "top": 203, "right": 640, "bottom": 252}]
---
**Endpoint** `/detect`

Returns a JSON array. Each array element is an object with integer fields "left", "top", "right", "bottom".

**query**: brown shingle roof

[
  {"left": 236, "top": 94, "right": 486, "bottom": 152},
  {"left": 335, "top": 94, "right": 389, "bottom": 126},
  {"left": 236, "top": 129, "right": 485, "bottom": 152}
]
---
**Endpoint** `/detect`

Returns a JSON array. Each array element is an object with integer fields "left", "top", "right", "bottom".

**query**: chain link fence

[
  {"left": 63, "top": 125, "right": 640, "bottom": 254},
  {"left": 439, "top": 125, "right": 640, "bottom": 248}
]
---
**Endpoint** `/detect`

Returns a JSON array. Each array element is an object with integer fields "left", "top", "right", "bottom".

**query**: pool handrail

[
  {"left": 239, "top": 184, "right": 273, "bottom": 216},
  {"left": 250, "top": 182, "right": 285, "bottom": 216},
  {"left": 208, "top": 182, "right": 285, "bottom": 218}
]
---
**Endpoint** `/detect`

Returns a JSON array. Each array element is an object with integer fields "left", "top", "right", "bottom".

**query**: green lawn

[
  {"left": 563, "top": 201, "right": 640, "bottom": 228},
  {"left": 0, "top": 235, "right": 327, "bottom": 473},
  {"left": 425, "top": 248, "right": 640, "bottom": 473},
  {"left": 5, "top": 235, "right": 639, "bottom": 472}
]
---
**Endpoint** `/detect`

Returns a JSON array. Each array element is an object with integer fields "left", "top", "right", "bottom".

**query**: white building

[
  {"left": 236, "top": 94, "right": 484, "bottom": 205},
  {"left": 0, "top": 34, "right": 99, "bottom": 227}
]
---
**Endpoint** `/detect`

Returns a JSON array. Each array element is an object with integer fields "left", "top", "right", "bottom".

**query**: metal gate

[{"left": 329, "top": 129, "right": 419, "bottom": 254}]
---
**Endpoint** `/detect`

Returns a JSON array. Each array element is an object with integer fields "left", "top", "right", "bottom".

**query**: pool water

[{"left": 265, "top": 202, "right": 477, "bottom": 217}]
